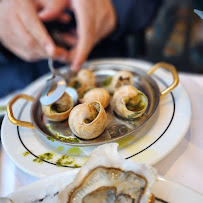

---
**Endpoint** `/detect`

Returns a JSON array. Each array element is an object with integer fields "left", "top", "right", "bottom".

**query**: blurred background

[
  {"left": 124, "top": 0, "right": 203, "bottom": 74},
  {"left": 0, "top": 0, "right": 202, "bottom": 100}
]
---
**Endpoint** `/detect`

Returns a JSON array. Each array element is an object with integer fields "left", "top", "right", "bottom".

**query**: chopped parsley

[
  {"left": 23, "top": 151, "right": 30, "bottom": 156},
  {"left": 101, "top": 76, "right": 112, "bottom": 87},
  {"left": 33, "top": 152, "right": 54, "bottom": 163}
]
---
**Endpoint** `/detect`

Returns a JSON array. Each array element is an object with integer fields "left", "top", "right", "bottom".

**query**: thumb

[
  {"left": 38, "top": 5, "right": 66, "bottom": 22},
  {"left": 38, "top": 8, "right": 59, "bottom": 22}
]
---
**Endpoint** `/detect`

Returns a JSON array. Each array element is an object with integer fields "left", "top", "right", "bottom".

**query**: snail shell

[
  {"left": 102, "top": 71, "right": 134, "bottom": 94},
  {"left": 68, "top": 77, "right": 87, "bottom": 94},
  {"left": 80, "top": 88, "right": 110, "bottom": 108},
  {"left": 41, "top": 92, "right": 74, "bottom": 122},
  {"left": 77, "top": 69, "right": 97, "bottom": 87},
  {"left": 68, "top": 101, "right": 107, "bottom": 139},
  {"left": 112, "top": 85, "right": 148, "bottom": 119},
  {"left": 78, "top": 87, "right": 93, "bottom": 100},
  {"left": 111, "top": 70, "right": 134, "bottom": 89}
]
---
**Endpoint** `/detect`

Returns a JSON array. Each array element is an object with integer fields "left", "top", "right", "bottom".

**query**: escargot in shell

[
  {"left": 68, "top": 77, "right": 87, "bottom": 94},
  {"left": 80, "top": 88, "right": 110, "bottom": 108},
  {"left": 112, "top": 70, "right": 134, "bottom": 88},
  {"left": 102, "top": 70, "right": 134, "bottom": 93},
  {"left": 41, "top": 92, "right": 74, "bottom": 122},
  {"left": 68, "top": 69, "right": 97, "bottom": 94},
  {"left": 58, "top": 143, "right": 157, "bottom": 203},
  {"left": 112, "top": 85, "right": 148, "bottom": 120},
  {"left": 77, "top": 69, "right": 97, "bottom": 87},
  {"left": 68, "top": 101, "right": 107, "bottom": 139}
]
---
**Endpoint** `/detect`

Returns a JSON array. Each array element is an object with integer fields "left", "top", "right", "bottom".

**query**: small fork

[{"left": 40, "top": 59, "right": 67, "bottom": 106}]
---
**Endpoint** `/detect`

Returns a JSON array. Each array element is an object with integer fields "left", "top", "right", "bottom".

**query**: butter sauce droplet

[
  {"left": 66, "top": 147, "right": 83, "bottom": 156},
  {"left": 57, "top": 146, "right": 64, "bottom": 152}
]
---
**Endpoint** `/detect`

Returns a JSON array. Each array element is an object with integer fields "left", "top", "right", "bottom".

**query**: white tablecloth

[{"left": 0, "top": 72, "right": 203, "bottom": 196}]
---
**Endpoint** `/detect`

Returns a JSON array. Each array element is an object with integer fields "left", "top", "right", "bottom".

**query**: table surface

[{"left": 0, "top": 72, "right": 203, "bottom": 197}]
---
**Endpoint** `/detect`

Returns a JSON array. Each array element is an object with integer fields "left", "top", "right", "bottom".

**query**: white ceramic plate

[
  {"left": 5, "top": 172, "right": 203, "bottom": 203},
  {"left": 1, "top": 59, "right": 191, "bottom": 178}
]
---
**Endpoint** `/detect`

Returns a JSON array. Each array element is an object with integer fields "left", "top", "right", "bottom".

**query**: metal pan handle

[
  {"left": 7, "top": 94, "right": 35, "bottom": 129},
  {"left": 147, "top": 62, "right": 179, "bottom": 98}
]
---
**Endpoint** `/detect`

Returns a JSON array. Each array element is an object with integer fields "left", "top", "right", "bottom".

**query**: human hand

[
  {"left": 60, "top": 0, "right": 117, "bottom": 71},
  {"left": 35, "top": 0, "right": 71, "bottom": 23},
  {"left": 0, "top": 0, "right": 69, "bottom": 62}
]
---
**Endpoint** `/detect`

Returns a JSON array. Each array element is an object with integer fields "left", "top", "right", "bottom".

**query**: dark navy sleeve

[
  {"left": 111, "top": 0, "right": 162, "bottom": 38},
  {"left": 0, "top": 43, "right": 13, "bottom": 63}
]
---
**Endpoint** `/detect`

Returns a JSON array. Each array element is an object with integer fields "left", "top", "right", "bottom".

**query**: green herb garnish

[
  {"left": 101, "top": 76, "right": 112, "bottom": 87},
  {"left": 47, "top": 136, "right": 55, "bottom": 142},
  {"left": 54, "top": 133, "right": 79, "bottom": 143},
  {"left": 79, "top": 87, "right": 93, "bottom": 99},
  {"left": 33, "top": 152, "right": 54, "bottom": 163},
  {"left": 70, "top": 80, "right": 82, "bottom": 89},
  {"left": 23, "top": 151, "right": 30, "bottom": 156},
  {"left": 56, "top": 155, "right": 74, "bottom": 166},
  {"left": 126, "top": 101, "right": 145, "bottom": 112},
  {"left": 73, "top": 164, "right": 81, "bottom": 168},
  {"left": 67, "top": 137, "right": 79, "bottom": 142},
  {"left": 65, "top": 130, "right": 71, "bottom": 135}
]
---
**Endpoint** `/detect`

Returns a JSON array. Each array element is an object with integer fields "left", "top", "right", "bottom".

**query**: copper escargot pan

[{"left": 7, "top": 62, "right": 179, "bottom": 147}]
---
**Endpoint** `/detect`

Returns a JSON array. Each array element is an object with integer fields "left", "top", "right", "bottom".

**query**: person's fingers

[
  {"left": 68, "top": 26, "right": 93, "bottom": 70},
  {"left": 6, "top": 15, "right": 47, "bottom": 61},
  {"left": 24, "top": 12, "right": 70, "bottom": 61},
  {"left": 57, "top": 13, "right": 72, "bottom": 23},
  {"left": 70, "top": 36, "right": 94, "bottom": 71},
  {"left": 8, "top": 12, "right": 70, "bottom": 62},
  {"left": 19, "top": 1, "right": 56, "bottom": 56},
  {"left": 38, "top": 2, "right": 69, "bottom": 22},
  {"left": 68, "top": 0, "right": 116, "bottom": 70},
  {"left": 70, "top": 2, "right": 96, "bottom": 71},
  {"left": 52, "top": 46, "right": 70, "bottom": 63},
  {"left": 0, "top": 0, "right": 71, "bottom": 62},
  {"left": 60, "top": 33, "right": 78, "bottom": 47}
]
